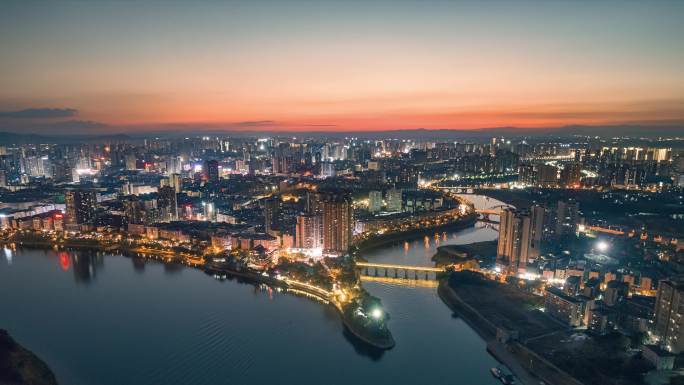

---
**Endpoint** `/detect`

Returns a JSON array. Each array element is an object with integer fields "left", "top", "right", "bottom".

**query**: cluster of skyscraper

[{"left": 496, "top": 200, "right": 580, "bottom": 274}]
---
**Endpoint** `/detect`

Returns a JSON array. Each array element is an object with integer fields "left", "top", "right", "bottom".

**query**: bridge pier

[{"left": 356, "top": 263, "right": 444, "bottom": 281}]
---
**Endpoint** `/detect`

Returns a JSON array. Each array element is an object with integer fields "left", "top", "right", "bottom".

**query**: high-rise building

[
  {"left": 203, "top": 201, "right": 216, "bottom": 222},
  {"left": 123, "top": 195, "right": 144, "bottom": 225},
  {"left": 518, "top": 164, "right": 536, "bottom": 185},
  {"left": 306, "top": 190, "right": 321, "bottom": 215},
  {"left": 321, "top": 193, "right": 353, "bottom": 254},
  {"left": 141, "top": 199, "right": 161, "bottom": 225},
  {"left": 23, "top": 156, "right": 48, "bottom": 177},
  {"left": 220, "top": 140, "right": 230, "bottom": 153},
  {"left": 157, "top": 186, "right": 178, "bottom": 221},
  {"left": 65, "top": 189, "right": 97, "bottom": 227},
  {"left": 536, "top": 164, "right": 558, "bottom": 187},
  {"left": 497, "top": 209, "right": 523, "bottom": 272},
  {"left": 51, "top": 161, "right": 72, "bottom": 183},
  {"left": 556, "top": 200, "right": 580, "bottom": 239},
  {"left": 263, "top": 197, "right": 280, "bottom": 232},
  {"left": 125, "top": 154, "right": 137, "bottom": 171},
  {"left": 271, "top": 144, "right": 290, "bottom": 174},
  {"left": 385, "top": 188, "right": 403, "bottom": 212},
  {"left": 654, "top": 279, "right": 684, "bottom": 353},
  {"left": 170, "top": 173, "right": 182, "bottom": 193},
  {"left": 295, "top": 214, "right": 322, "bottom": 249},
  {"left": 320, "top": 162, "right": 335, "bottom": 178},
  {"left": 560, "top": 163, "right": 582, "bottom": 187},
  {"left": 167, "top": 156, "right": 182, "bottom": 174},
  {"left": 204, "top": 160, "right": 219, "bottom": 183},
  {"left": 523, "top": 204, "right": 545, "bottom": 262},
  {"left": 496, "top": 205, "right": 544, "bottom": 273},
  {"left": 368, "top": 190, "right": 383, "bottom": 213}
]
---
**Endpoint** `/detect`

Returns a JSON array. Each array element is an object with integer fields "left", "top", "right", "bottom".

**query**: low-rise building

[
  {"left": 544, "top": 286, "right": 586, "bottom": 327},
  {"left": 604, "top": 280, "right": 629, "bottom": 307},
  {"left": 587, "top": 307, "right": 617, "bottom": 335},
  {"left": 583, "top": 277, "right": 601, "bottom": 299}
]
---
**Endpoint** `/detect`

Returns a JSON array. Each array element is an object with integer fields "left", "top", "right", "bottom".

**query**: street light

[
  {"left": 370, "top": 308, "right": 383, "bottom": 320},
  {"left": 596, "top": 241, "right": 609, "bottom": 253}
]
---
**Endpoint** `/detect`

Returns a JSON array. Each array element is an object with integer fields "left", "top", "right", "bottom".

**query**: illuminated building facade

[
  {"left": 321, "top": 193, "right": 353, "bottom": 254},
  {"left": 655, "top": 279, "right": 684, "bottom": 353},
  {"left": 496, "top": 205, "right": 544, "bottom": 273},
  {"left": 65, "top": 189, "right": 96, "bottom": 227}
]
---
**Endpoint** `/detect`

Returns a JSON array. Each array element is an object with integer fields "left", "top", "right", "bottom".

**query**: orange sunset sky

[{"left": 1, "top": 1, "right": 683, "bottom": 133}]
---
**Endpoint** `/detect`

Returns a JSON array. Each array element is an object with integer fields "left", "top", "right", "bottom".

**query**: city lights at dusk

[{"left": 1, "top": 2, "right": 683, "bottom": 385}]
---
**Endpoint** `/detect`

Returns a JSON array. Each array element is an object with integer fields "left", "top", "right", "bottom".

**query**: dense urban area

[{"left": 1, "top": 132, "right": 684, "bottom": 385}]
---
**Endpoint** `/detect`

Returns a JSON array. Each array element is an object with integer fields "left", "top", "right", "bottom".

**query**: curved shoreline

[
  {"left": 205, "top": 264, "right": 397, "bottom": 350},
  {"left": 340, "top": 313, "right": 396, "bottom": 350},
  {"left": 3, "top": 241, "right": 395, "bottom": 350},
  {"left": 0, "top": 329, "right": 59, "bottom": 385}
]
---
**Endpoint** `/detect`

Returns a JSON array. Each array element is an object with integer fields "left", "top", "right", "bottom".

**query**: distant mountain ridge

[
  {"left": 0, "top": 124, "right": 682, "bottom": 143},
  {"left": 0, "top": 131, "right": 131, "bottom": 144}
]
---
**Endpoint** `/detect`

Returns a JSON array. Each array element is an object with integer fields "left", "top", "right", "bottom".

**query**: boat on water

[{"left": 490, "top": 366, "right": 516, "bottom": 384}]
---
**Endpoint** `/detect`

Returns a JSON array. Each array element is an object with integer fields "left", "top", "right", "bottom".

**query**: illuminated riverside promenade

[{"left": 0, "top": 195, "right": 505, "bottom": 385}]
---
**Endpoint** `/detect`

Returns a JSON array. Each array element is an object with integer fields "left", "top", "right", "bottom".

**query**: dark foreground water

[{"left": 0, "top": 199, "right": 504, "bottom": 385}]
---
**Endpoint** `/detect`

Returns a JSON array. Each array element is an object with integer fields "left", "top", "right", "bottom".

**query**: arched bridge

[{"left": 356, "top": 262, "right": 445, "bottom": 280}]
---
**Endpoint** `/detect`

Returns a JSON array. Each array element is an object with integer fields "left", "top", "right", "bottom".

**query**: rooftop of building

[
  {"left": 545, "top": 286, "right": 586, "bottom": 304},
  {"left": 642, "top": 344, "right": 674, "bottom": 358}
]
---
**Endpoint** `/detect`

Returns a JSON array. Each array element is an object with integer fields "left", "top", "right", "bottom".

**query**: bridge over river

[{"left": 356, "top": 261, "right": 446, "bottom": 280}]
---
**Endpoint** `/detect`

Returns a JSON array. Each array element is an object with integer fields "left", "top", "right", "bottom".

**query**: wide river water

[{"left": 0, "top": 195, "right": 503, "bottom": 385}]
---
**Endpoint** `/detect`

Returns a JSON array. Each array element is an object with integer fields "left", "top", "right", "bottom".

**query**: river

[{"left": 0, "top": 196, "right": 504, "bottom": 385}]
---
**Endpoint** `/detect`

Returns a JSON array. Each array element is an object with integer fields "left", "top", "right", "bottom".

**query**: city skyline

[
  {"left": 2, "top": 2, "right": 684, "bottom": 385},
  {"left": 1, "top": 0, "right": 684, "bottom": 134}
]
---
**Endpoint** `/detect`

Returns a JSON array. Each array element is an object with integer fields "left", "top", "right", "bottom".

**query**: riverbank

[
  {"left": 207, "top": 263, "right": 397, "bottom": 350},
  {"left": 431, "top": 240, "right": 497, "bottom": 266},
  {"left": 0, "top": 329, "right": 58, "bottom": 385},
  {"left": 340, "top": 301, "right": 396, "bottom": 350},
  {"left": 355, "top": 213, "right": 478, "bottom": 254},
  {"left": 437, "top": 278, "right": 546, "bottom": 385},
  {"left": 5, "top": 240, "right": 395, "bottom": 351},
  {"left": 440, "top": 268, "right": 656, "bottom": 385},
  {"left": 439, "top": 271, "right": 640, "bottom": 385},
  {"left": 206, "top": 263, "right": 394, "bottom": 350}
]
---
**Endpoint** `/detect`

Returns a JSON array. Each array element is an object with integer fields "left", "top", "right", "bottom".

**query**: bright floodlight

[
  {"left": 370, "top": 308, "right": 383, "bottom": 320},
  {"left": 596, "top": 241, "right": 608, "bottom": 252}
]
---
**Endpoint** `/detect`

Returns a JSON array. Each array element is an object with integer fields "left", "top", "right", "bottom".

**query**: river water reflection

[{"left": 0, "top": 196, "right": 505, "bottom": 385}]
